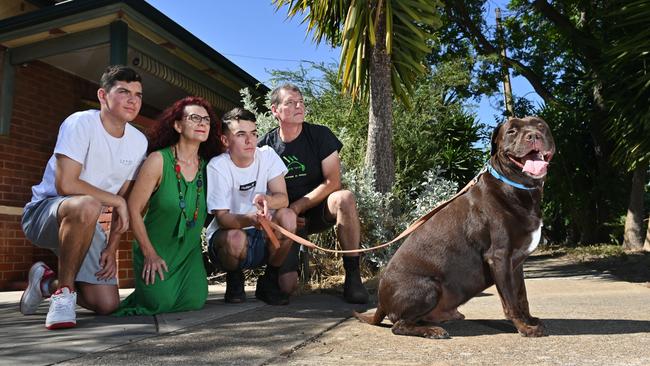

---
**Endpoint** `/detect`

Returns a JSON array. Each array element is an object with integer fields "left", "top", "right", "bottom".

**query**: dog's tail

[{"left": 353, "top": 305, "right": 386, "bottom": 326}]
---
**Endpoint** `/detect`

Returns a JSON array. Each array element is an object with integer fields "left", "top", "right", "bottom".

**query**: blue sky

[{"left": 145, "top": 0, "right": 541, "bottom": 127}]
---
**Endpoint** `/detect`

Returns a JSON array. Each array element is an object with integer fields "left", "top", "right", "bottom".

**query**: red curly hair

[{"left": 147, "top": 96, "right": 223, "bottom": 160}]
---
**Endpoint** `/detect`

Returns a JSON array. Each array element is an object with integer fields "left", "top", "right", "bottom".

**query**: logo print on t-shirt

[
  {"left": 283, "top": 156, "right": 306, "bottom": 179},
  {"left": 239, "top": 181, "right": 256, "bottom": 191}
]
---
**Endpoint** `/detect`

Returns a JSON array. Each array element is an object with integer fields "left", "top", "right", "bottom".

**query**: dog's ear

[{"left": 490, "top": 122, "right": 503, "bottom": 156}]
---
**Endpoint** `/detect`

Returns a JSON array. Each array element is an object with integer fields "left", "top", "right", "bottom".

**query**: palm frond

[
  {"left": 274, "top": 0, "right": 443, "bottom": 106},
  {"left": 604, "top": 0, "right": 650, "bottom": 168}
]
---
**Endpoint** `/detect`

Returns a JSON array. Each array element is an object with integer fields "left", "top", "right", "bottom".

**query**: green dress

[{"left": 114, "top": 147, "right": 208, "bottom": 316}]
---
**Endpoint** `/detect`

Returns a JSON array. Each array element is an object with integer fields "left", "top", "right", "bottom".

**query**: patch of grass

[
  {"left": 539, "top": 243, "right": 625, "bottom": 258},
  {"left": 540, "top": 243, "right": 650, "bottom": 284},
  {"left": 564, "top": 244, "right": 627, "bottom": 260},
  {"left": 301, "top": 250, "right": 378, "bottom": 293}
]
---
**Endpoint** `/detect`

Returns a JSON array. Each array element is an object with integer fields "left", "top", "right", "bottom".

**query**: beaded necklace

[{"left": 173, "top": 146, "right": 203, "bottom": 228}]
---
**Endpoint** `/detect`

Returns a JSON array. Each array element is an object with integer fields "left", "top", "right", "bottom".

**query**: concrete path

[
  {"left": 273, "top": 257, "right": 650, "bottom": 366},
  {"left": 1, "top": 255, "right": 649, "bottom": 366}
]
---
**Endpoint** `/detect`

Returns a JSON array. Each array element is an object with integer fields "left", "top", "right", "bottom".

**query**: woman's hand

[{"left": 142, "top": 250, "right": 168, "bottom": 285}]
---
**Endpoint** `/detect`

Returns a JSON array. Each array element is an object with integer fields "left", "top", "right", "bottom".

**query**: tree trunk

[
  {"left": 623, "top": 165, "right": 646, "bottom": 250},
  {"left": 365, "top": 6, "right": 394, "bottom": 193},
  {"left": 643, "top": 217, "right": 650, "bottom": 252},
  {"left": 579, "top": 82, "right": 611, "bottom": 244}
]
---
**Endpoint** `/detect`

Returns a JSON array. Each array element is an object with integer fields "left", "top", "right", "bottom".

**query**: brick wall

[
  {"left": 0, "top": 213, "right": 56, "bottom": 290},
  {"left": 0, "top": 61, "right": 136, "bottom": 290}
]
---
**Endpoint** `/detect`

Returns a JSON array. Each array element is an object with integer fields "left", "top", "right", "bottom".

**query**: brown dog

[{"left": 356, "top": 116, "right": 555, "bottom": 338}]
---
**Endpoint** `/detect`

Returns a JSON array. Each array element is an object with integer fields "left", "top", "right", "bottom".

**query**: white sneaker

[
  {"left": 45, "top": 287, "right": 77, "bottom": 330},
  {"left": 20, "top": 261, "right": 55, "bottom": 315}
]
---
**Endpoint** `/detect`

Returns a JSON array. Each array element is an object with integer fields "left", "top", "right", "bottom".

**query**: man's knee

[
  {"left": 215, "top": 230, "right": 247, "bottom": 265},
  {"left": 331, "top": 190, "right": 358, "bottom": 214},
  {"left": 225, "top": 230, "right": 247, "bottom": 253},
  {"left": 275, "top": 208, "right": 297, "bottom": 232},
  {"left": 60, "top": 196, "right": 102, "bottom": 226},
  {"left": 78, "top": 284, "right": 119, "bottom": 315},
  {"left": 94, "top": 297, "right": 120, "bottom": 315}
]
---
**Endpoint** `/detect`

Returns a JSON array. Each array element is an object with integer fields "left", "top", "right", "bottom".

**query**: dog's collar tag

[{"left": 486, "top": 164, "right": 536, "bottom": 190}]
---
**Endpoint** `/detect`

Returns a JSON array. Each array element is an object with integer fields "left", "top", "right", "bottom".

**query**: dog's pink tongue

[{"left": 522, "top": 159, "right": 548, "bottom": 176}]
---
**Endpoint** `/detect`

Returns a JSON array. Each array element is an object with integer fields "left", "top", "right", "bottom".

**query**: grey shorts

[{"left": 21, "top": 196, "right": 117, "bottom": 286}]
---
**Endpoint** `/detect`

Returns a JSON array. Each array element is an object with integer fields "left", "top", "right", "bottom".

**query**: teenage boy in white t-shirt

[
  {"left": 20, "top": 65, "right": 148, "bottom": 329},
  {"left": 206, "top": 107, "right": 296, "bottom": 306}
]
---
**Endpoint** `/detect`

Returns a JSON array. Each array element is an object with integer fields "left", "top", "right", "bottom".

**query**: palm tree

[
  {"left": 605, "top": 0, "right": 650, "bottom": 251},
  {"left": 274, "top": 0, "right": 442, "bottom": 192}
]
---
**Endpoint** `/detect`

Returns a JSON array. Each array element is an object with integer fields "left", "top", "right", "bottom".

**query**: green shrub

[
  {"left": 240, "top": 87, "right": 276, "bottom": 136},
  {"left": 307, "top": 167, "right": 458, "bottom": 269}
]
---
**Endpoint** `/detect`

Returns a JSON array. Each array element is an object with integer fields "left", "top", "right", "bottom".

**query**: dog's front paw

[
  {"left": 517, "top": 320, "right": 546, "bottom": 337},
  {"left": 424, "top": 327, "right": 450, "bottom": 339},
  {"left": 526, "top": 316, "right": 541, "bottom": 326}
]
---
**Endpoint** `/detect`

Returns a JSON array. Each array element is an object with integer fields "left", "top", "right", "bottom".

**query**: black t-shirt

[{"left": 258, "top": 122, "right": 342, "bottom": 203}]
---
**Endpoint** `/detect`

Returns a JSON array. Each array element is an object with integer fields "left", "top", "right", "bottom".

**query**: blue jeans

[{"left": 207, "top": 228, "right": 268, "bottom": 270}]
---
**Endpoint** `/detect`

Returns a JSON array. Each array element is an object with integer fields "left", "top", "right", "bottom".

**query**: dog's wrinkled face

[{"left": 491, "top": 117, "right": 555, "bottom": 179}]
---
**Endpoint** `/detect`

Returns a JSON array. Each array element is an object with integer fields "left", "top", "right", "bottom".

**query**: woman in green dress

[{"left": 114, "top": 96, "right": 222, "bottom": 315}]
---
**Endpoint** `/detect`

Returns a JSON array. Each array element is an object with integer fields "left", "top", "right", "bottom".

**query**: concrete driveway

[{"left": 1, "top": 255, "right": 649, "bottom": 366}]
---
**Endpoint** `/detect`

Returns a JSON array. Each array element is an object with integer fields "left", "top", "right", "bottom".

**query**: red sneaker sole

[{"left": 46, "top": 321, "right": 76, "bottom": 330}]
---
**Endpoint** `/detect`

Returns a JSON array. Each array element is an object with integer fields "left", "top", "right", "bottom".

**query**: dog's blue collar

[{"left": 485, "top": 164, "right": 536, "bottom": 190}]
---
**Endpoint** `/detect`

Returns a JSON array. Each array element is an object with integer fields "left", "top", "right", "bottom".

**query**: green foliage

[
  {"left": 265, "top": 61, "right": 485, "bottom": 193},
  {"left": 564, "top": 244, "right": 626, "bottom": 259},
  {"left": 239, "top": 87, "right": 276, "bottom": 136},
  {"left": 274, "top": 0, "right": 447, "bottom": 191},
  {"left": 401, "top": 168, "right": 459, "bottom": 226},
  {"left": 604, "top": 0, "right": 650, "bottom": 170},
  {"left": 315, "top": 166, "right": 457, "bottom": 268},
  {"left": 606, "top": 215, "right": 627, "bottom": 246},
  {"left": 339, "top": 167, "right": 398, "bottom": 267},
  {"left": 392, "top": 59, "right": 485, "bottom": 192},
  {"left": 435, "top": 0, "right": 648, "bottom": 245},
  {"left": 539, "top": 104, "right": 628, "bottom": 245},
  {"left": 273, "top": 0, "right": 443, "bottom": 105}
]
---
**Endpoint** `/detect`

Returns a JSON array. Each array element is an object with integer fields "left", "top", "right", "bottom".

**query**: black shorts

[{"left": 279, "top": 199, "right": 335, "bottom": 274}]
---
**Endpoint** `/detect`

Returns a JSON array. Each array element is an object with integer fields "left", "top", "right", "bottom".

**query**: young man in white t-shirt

[
  {"left": 206, "top": 107, "right": 296, "bottom": 305},
  {"left": 20, "top": 65, "right": 148, "bottom": 329}
]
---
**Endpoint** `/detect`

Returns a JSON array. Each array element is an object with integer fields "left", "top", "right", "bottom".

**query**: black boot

[
  {"left": 225, "top": 270, "right": 246, "bottom": 303},
  {"left": 255, "top": 265, "right": 289, "bottom": 305},
  {"left": 343, "top": 256, "right": 369, "bottom": 304}
]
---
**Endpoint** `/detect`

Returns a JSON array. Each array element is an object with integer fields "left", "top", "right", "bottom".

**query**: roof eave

[{"left": 0, "top": 0, "right": 268, "bottom": 93}]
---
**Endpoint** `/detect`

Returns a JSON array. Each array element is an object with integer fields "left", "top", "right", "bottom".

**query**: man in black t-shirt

[{"left": 258, "top": 83, "right": 369, "bottom": 304}]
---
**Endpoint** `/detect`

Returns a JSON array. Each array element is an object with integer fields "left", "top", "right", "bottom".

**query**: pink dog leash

[{"left": 259, "top": 169, "right": 484, "bottom": 254}]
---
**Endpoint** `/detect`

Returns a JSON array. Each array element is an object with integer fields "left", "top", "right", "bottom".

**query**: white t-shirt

[
  {"left": 206, "top": 145, "right": 288, "bottom": 237},
  {"left": 26, "top": 109, "right": 148, "bottom": 209}
]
